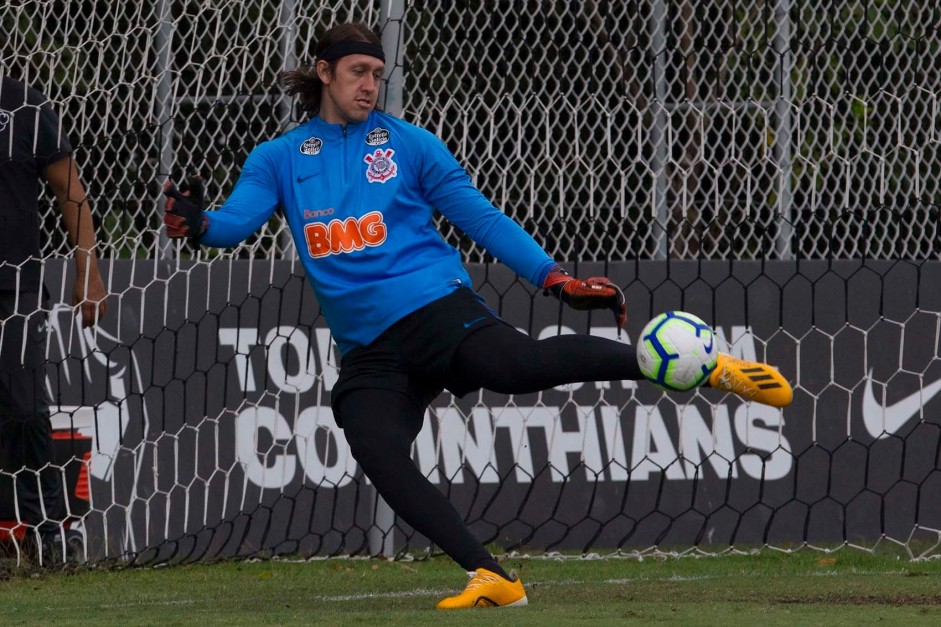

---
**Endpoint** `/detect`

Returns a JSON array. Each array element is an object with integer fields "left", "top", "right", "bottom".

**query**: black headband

[{"left": 318, "top": 41, "right": 385, "bottom": 63}]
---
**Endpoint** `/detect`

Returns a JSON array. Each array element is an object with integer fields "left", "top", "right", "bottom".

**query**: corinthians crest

[{"left": 363, "top": 148, "right": 398, "bottom": 183}]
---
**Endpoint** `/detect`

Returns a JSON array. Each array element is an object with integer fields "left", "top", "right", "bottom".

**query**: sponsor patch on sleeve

[
  {"left": 365, "top": 127, "right": 390, "bottom": 146},
  {"left": 299, "top": 136, "right": 323, "bottom": 156}
]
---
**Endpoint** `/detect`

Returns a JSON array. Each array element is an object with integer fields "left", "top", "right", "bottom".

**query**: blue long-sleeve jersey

[{"left": 203, "top": 111, "right": 556, "bottom": 355}]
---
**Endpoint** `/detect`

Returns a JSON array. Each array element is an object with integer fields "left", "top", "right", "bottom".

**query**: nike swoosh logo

[
  {"left": 463, "top": 316, "right": 488, "bottom": 329},
  {"left": 701, "top": 333, "right": 714, "bottom": 353},
  {"left": 862, "top": 370, "right": 941, "bottom": 439},
  {"left": 296, "top": 173, "right": 319, "bottom": 183}
]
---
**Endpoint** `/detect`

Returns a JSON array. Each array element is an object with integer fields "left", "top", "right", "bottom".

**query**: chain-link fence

[
  {"left": 3, "top": 0, "right": 938, "bottom": 263},
  {"left": 4, "top": 1, "right": 941, "bottom": 568}
]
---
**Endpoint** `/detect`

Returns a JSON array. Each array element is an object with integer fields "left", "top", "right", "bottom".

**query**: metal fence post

[
  {"left": 651, "top": 0, "right": 669, "bottom": 260},
  {"left": 278, "top": 0, "right": 299, "bottom": 261},
  {"left": 774, "top": 0, "right": 795, "bottom": 260},
  {"left": 155, "top": 0, "right": 174, "bottom": 260}
]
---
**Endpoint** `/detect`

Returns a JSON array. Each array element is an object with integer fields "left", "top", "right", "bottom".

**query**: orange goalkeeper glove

[{"left": 543, "top": 265, "right": 627, "bottom": 333}]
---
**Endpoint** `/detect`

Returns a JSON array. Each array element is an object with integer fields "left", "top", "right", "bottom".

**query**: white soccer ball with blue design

[{"left": 637, "top": 311, "right": 718, "bottom": 392}]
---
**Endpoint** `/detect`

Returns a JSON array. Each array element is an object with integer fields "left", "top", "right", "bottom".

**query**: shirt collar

[{"left": 310, "top": 112, "right": 374, "bottom": 139}]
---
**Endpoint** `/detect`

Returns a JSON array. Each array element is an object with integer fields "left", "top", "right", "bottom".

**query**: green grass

[{"left": 2, "top": 550, "right": 941, "bottom": 625}]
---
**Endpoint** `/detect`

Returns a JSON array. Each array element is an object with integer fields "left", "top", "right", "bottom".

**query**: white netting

[{"left": 2, "top": 1, "right": 941, "bottom": 567}]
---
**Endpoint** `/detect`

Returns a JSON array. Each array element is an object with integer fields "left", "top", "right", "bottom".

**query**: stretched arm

[
  {"left": 201, "top": 173, "right": 280, "bottom": 247},
  {"left": 419, "top": 133, "right": 625, "bottom": 331},
  {"left": 418, "top": 135, "right": 555, "bottom": 286},
  {"left": 163, "top": 147, "right": 281, "bottom": 249},
  {"left": 45, "top": 156, "right": 107, "bottom": 327}
]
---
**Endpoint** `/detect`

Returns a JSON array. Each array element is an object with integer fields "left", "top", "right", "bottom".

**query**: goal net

[{"left": 1, "top": 0, "right": 940, "bottom": 565}]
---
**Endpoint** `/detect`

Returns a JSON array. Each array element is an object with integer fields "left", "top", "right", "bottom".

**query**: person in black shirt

[{"left": 0, "top": 76, "right": 107, "bottom": 560}]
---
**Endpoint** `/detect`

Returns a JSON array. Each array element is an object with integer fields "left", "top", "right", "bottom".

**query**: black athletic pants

[
  {"left": 0, "top": 290, "right": 64, "bottom": 534},
  {"left": 339, "top": 322, "right": 641, "bottom": 572}
]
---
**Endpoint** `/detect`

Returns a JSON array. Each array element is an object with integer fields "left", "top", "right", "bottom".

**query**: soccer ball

[{"left": 637, "top": 311, "right": 718, "bottom": 392}]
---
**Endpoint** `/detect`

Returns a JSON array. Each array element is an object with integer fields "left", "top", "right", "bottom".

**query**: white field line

[
  {"left": 0, "top": 569, "right": 914, "bottom": 612},
  {"left": 305, "top": 568, "right": 912, "bottom": 602},
  {"left": 312, "top": 575, "right": 718, "bottom": 602}
]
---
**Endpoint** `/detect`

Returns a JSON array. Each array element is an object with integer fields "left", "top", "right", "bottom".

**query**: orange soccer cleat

[
  {"left": 436, "top": 568, "right": 528, "bottom": 609},
  {"left": 708, "top": 353, "right": 793, "bottom": 408}
]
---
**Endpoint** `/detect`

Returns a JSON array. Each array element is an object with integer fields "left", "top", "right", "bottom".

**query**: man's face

[{"left": 318, "top": 54, "right": 384, "bottom": 125}]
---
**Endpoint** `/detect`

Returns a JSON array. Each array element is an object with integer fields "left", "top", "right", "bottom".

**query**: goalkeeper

[{"left": 161, "top": 22, "right": 792, "bottom": 609}]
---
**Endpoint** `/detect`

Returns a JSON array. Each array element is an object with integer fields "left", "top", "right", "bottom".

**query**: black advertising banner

[{"left": 10, "top": 259, "right": 941, "bottom": 562}]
